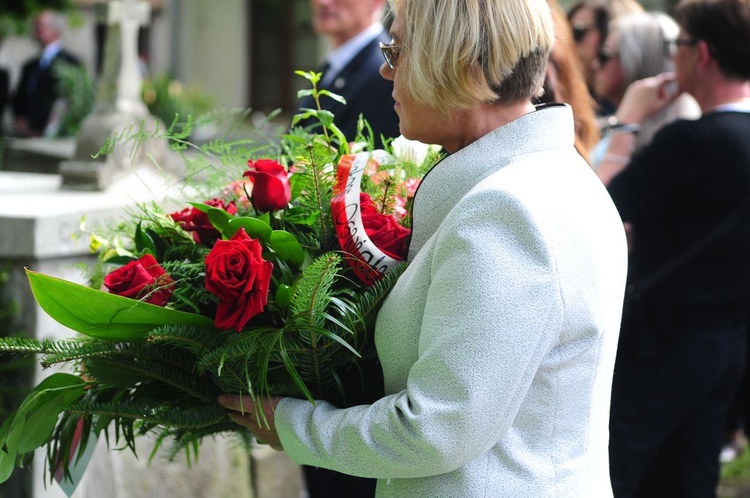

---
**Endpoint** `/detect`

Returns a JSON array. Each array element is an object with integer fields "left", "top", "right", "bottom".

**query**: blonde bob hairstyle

[{"left": 390, "top": 0, "right": 555, "bottom": 110}]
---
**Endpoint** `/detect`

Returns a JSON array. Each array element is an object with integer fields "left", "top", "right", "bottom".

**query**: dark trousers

[
  {"left": 303, "top": 465, "right": 376, "bottom": 498},
  {"left": 609, "top": 326, "right": 746, "bottom": 498}
]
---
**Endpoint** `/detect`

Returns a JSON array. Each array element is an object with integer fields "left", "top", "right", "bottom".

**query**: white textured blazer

[{"left": 276, "top": 104, "right": 628, "bottom": 497}]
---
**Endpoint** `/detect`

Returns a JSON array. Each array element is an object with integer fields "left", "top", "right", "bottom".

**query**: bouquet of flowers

[{"left": 0, "top": 72, "right": 441, "bottom": 486}]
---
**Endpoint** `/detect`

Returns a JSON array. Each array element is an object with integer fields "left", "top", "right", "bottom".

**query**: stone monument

[{"left": 59, "top": 0, "right": 173, "bottom": 191}]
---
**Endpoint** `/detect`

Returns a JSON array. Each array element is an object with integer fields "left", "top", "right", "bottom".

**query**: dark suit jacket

[
  {"left": 608, "top": 112, "right": 750, "bottom": 356},
  {"left": 12, "top": 49, "right": 80, "bottom": 135},
  {"left": 295, "top": 31, "right": 400, "bottom": 147},
  {"left": 0, "top": 68, "right": 8, "bottom": 134}
]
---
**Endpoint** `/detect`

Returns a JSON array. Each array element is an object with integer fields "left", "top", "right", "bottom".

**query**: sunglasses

[
  {"left": 571, "top": 23, "right": 597, "bottom": 43},
  {"left": 379, "top": 42, "right": 402, "bottom": 69},
  {"left": 596, "top": 46, "right": 619, "bottom": 66}
]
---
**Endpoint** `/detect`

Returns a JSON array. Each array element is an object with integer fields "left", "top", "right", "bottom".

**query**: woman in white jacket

[{"left": 219, "top": 0, "right": 628, "bottom": 496}]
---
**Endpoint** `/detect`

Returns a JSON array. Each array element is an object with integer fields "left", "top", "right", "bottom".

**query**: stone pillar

[{"left": 59, "top": 0, "right": 173, "bottom": 191}]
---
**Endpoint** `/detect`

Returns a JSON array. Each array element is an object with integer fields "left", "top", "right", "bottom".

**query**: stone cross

[
  {"left": 111, "top": 0, "right": 151, "bottom": 115},
  {"left": 59, "top": 0, "right": 171, "bottom": 191}
]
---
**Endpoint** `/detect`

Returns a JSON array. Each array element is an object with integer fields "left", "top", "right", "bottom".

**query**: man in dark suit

[
  {"left": 603, "top": 0, "right": 750, "bottom": 495},
  {"left": 0, "top": 68, "right": 8, "bottom": 136},
  {"left": 294, "top": 0, "right": 399, "bottom": 147},
  {"left": 12, "top": 10, "right": 81, "bottom": 137}
]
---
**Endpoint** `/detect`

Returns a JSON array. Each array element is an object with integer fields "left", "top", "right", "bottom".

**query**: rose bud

[{"left": 243, "top": 159, "right": 292, "bottom": 212}]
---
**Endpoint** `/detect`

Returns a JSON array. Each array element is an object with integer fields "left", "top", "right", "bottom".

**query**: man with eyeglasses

[
  {"left": 603, "top": 0, "right": 750, "bottom": 495},
  {"left": 293, "top": 0, "right": 399, "bottom": 149}
]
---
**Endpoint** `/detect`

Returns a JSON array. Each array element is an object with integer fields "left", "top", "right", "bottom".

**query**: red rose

[
  {"left": 169, "top": 198, "right": 238, "bottom": 246},
  {"left": 360, "top": 193, "right": 411, "bottom": 260},
  {"left": 103, "top": 254, "right": 174, "bottom": 306},
  {"left": 205, "top": 228, "right": 273, "bottom": 332},
  {"left": 243, "top": 159, "right": 291, "bottom": 212}
]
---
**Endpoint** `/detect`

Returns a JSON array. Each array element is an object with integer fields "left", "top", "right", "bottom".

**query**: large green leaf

[
  {"left": 0, "top": 373, "right": 85, "bottom": 484},
  {"left": 15, "top": 374, "right": 86, "bottom": 453},
  {"left": 26, "top": 270, "right": 215, "bottom": 341}
]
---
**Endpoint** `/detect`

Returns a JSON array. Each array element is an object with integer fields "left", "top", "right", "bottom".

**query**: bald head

[{"left": 33, "top": 11, "right": 64, "bottom": 48}]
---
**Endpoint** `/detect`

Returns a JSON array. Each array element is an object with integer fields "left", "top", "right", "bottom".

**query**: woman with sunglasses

[
  {"left": 592, "top": 11, "right": 701, "bottom": 181},
  {"left": 219, "top": 0, "right": 627, "bottom": 495},
  {"left": 567, "top": 0, "right": 643, "bottom": 116}
]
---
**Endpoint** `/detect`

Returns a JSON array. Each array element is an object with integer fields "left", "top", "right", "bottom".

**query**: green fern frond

[
  {"left": 290, "top": 139, "right": 337, "bottom": 242},
  {"left": 146, "top": 324, "right": 225, "bottom": 355},
  {"left": 65, "top": 401, "right": 227, "bottom": 430},
  {"left": 291, "top": 253, "right": 342, "bottom": 321},
  {"left": 39, "top": 340, "right": 150, "bottom": 368},
  {"left": 84, "top": 353, "right": 216, "bottom": 403},
  {"left": 0, "top": 335, "right": 49, "bottom": 355}
]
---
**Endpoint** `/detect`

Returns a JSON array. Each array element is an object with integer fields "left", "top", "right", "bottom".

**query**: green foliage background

[{"left": 0, "top": 0, "right": 72, "bottom": 38}]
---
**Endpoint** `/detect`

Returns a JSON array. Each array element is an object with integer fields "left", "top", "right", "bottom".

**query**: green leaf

[
  {"left": 15, "top": 386, "right": 82, "bottom": 453},
  {"left": 269, "top": 230, "right": 305, "bottom": 266},
  {"left": 206, "top": 207, "right": 234, "bottom": 238},
  {"left": 0, "top": 414, "right": 18, "bottom": 483},
  {"left": 290, "top": 109, "right": 317, "bottom": 127},
  {"left": 134, "top": 222, "right": 157, "bottom": 254},
  {"left": 26, "top": 270, "right": 215, "bottom": 341},
  {"left": 293, "top": 70, "right": 320, "bottom": 84},
  {"left": 318, "top": 90, "right": 347, "bottom": 106},
  {"left": 315, "top": 110, "right": 335, "bottom": 127},
  {"left": 275, "top": 284, "right": 292, "bottom": 308},
  {"left": 0, "top": 374, "right": 86, "bottom": 483},
  {"left": 227, "top": 217, "right": 273, "bottom": 242}
]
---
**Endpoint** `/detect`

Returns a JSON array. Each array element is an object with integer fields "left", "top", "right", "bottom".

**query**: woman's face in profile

[
  {"left": 593, "top": 30, "right": 626, "bottom": 105},
  {"left": 380, "top": 14, "right": 454, "bottom": 149},
  {"left": 569, "top": 6, "right": 603, "bottom": 82}
]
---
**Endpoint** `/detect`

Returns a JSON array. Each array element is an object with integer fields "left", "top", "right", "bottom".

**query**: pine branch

[
  {"left": 84, "top": 353, "right": 216, "bottom": 403},
  {"left": 66, "top": 401, "right": 227, "bottom": 430},
  {"left": 291, "top": 139, "right": 337, "bottom": 242}
]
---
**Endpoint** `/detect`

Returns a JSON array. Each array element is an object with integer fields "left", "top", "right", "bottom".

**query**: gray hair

[
  {"left": 611, "top": 12, "right": 701, "bottom": 150},
  {"left": 614, "top": 11, "right": 679, "bottom": 87}
]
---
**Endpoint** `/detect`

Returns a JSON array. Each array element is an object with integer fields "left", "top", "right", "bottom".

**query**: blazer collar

[{"left": 408, "top": 104, "right": 574, "bottom": 259}]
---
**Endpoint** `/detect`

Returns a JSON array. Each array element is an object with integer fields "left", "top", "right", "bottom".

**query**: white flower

[{"left": 391, "top": 136, "right": 433, "bottom": 167}]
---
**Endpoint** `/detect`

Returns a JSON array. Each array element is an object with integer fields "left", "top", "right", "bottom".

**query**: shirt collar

[
  {"left": 323, "top": 23, "right": 383, "bottom": 84},
  {"left": 41, "top": 41, "right": 63, "bottom": 66}
]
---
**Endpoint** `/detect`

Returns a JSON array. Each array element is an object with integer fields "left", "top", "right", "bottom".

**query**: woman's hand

[
  {"left": 217, "top": 395, "right": 283, "bottom": 450},
  {"left": 616, "top": 72, "right": 682, "bottom": 125}
]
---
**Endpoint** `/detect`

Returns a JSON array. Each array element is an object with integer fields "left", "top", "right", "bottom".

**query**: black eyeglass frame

[
  {"left": 673, "top": 37, "right": 699, "bottom": 47},
  {"left": 379, "top": 41, "right": 402, "bottom": 69},
  {"left": 571, "top": 22, "right": 597, "bottom": 43}
]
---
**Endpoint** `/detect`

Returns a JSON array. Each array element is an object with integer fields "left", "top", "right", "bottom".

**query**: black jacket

[
  {"left": 294, "top": 31, "right": 400, "bottom": 147},
  {"left": 608, "top": 111, "right": 750, "bottom": 355},
  {"left": 12, "top": 49, "right": 80, "bottom": 135}
]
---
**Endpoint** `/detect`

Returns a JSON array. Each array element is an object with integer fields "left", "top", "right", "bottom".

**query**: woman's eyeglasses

[
  {"left": 571, "top": 23, "right": 597, "bottom": 43},
  {"left": 596, "top": 46, "right": 619, "bottom": 66},
  {"left": 673, "top": 37, "right": 698, "bottom": 47},
  {"left": 379, "top": 42, "right": 402, "bottom": 69}
]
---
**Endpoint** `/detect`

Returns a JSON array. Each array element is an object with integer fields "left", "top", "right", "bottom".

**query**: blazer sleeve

[{"left": 275, "top": 186, "right": 563, "bottom": 478}]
